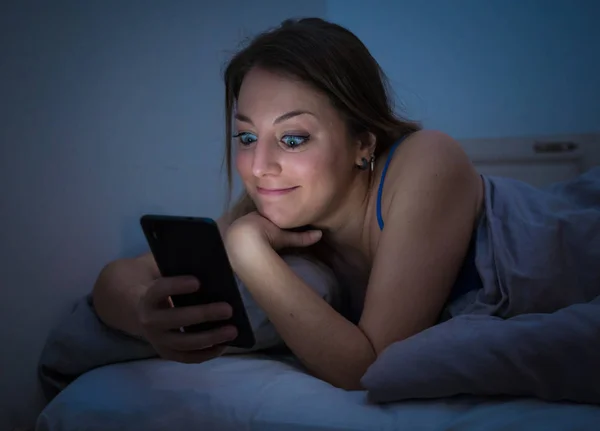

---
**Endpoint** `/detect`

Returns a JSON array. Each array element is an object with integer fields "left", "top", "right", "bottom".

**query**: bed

[{"left": 36, "top": 353, "right": 600, "bottom": 431}]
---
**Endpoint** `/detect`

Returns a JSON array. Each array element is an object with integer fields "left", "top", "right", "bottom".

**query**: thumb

[{"left": 282, "top": 229, "right": 323, "bottom": 248}]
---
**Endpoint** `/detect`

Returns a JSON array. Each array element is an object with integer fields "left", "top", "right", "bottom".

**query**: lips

[{"left": 256, "top": 186, "right": 298, "bottom": 196}]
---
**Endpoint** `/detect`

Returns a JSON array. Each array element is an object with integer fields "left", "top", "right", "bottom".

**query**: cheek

[
  {"left": 235, "top": 151, "right": 252, "bottom": 179},
  {"left": 301, "top": 150, "right": 345, "bottom": 183},
  {"left": 284, "top": 152, "right": 323, "bottom": 185}
]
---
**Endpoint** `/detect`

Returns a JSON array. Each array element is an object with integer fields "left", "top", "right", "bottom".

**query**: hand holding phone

[
  {"left": 140, "top": 215, "right": 255, "bottom": 350},
  {"left": 136, "top": 275, "right": 239, "bottom": 363}
]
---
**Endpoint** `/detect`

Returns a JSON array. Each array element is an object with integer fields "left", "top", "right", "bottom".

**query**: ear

[{"left": 354, "top": 132, "right": 377, "bottom": 164}]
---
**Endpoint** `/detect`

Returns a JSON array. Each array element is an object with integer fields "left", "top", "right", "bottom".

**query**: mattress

[{"left": 36, "top": 354, "right": 600, "bottom": 431}]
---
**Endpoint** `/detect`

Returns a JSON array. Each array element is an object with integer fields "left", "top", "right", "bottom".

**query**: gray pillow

[{"left": 361, "top": 296, "right": 600, "bottom": 404}]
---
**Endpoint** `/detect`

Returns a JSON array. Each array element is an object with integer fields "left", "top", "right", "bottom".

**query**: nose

[{"left": 251, "top": 140, "right": 281, "bottom": 178}]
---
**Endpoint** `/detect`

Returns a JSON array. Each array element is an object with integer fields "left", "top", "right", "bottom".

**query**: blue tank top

[{"left": 376, "top": 137, "right": 483, "bottom": 302}]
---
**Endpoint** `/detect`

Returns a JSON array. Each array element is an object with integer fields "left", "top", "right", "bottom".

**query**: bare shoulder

[
  {"left": 360, "top": 131, "right": 483, "bottom": 350},
  {"left": 378, "top": 130, "right": 482, "bottom": 223},
  {"left": 392, "top": 130, "right": 474, "bottom": 175}
]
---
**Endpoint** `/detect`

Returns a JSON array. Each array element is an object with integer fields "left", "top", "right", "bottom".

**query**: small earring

[
  {"left": 358, "top": 157, "right": 369, "bottom": 170},
  {"left": 370, "top": 154, "right": 375, "bottom": 172}
]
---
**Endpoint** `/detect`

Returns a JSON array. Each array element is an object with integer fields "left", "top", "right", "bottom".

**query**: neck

[{"left": 313, "top": 174, "right": 375, "bottom": 264}]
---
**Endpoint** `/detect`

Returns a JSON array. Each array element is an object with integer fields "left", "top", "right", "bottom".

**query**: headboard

[{"left": 458, "top": 132, "right": 599, "bottom": 187}]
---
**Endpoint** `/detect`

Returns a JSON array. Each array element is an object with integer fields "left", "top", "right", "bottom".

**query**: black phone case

[{"left": 140, "top": 214, "right": 255, "bottom": 349}]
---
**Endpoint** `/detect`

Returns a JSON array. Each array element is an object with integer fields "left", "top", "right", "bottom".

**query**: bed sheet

[{"left": 36, "top": 354, "right": 600, "bottom": 431}]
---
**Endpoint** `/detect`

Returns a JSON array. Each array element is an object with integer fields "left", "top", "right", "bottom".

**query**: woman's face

[{"left": 234, "top": 67, "right": 362, "bottom": 229}]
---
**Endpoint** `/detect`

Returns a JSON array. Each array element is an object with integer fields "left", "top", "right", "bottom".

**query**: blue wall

[{"left": 328, "top": 0, "right": 600, "bottom": 138}]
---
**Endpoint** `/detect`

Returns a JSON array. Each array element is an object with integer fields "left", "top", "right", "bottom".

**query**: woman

[{"left": 93, "top": 17, "right": 485, "bottom": 391}]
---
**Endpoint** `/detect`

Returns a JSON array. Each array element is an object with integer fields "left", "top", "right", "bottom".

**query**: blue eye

[
  {"left": 281, "top": 134, "right": 310, "bottom": 148},
  {"left": 233, "top": 132, "right": 257, "bottom": 145}
]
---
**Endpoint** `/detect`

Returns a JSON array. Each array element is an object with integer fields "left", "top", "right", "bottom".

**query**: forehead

[{"left": 236, "top": 67, "right": 333, "bottom": 117}]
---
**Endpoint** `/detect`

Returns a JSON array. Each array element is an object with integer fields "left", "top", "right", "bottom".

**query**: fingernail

[
  {"left": 217, "top": 304, "right": 232, "bottom": 319},
  {"left": 182, "top": 276, "right": 199, "bottom": 289},
  {"left": 224, "top": 326, "right": 238, "bottom": 340}
]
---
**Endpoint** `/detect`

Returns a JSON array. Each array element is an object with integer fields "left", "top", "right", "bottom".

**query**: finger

[
  {"left": 144, "top": 276, "right": 199, "bottom": 306},
  {"left": 163, "top": 345, "right": 227, "bottom": 364},
  {"left": 145, "top": 302, "right": 233, "bottom": 330},
  {"left": 164, "top": 325, "right": 238, "bottom": 351}
]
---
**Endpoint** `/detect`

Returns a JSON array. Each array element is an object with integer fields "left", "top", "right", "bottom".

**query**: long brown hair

[{"left": 221, "top": 18, "right": 421, "bottom": 265}]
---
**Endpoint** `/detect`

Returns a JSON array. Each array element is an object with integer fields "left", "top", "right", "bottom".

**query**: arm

[
  {"left": 359, "top": 131, "right": 482, "bottom": 354},
  {"left": 226, "top": 132, "right": 482, "bottom": 389},
  {"left": 227, "top": 241, "right": 375, "bottom": 389}
]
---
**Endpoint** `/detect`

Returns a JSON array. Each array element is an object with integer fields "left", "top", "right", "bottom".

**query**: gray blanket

[{"left": 362, "top": 167, "right": 600, "bottom": 404}]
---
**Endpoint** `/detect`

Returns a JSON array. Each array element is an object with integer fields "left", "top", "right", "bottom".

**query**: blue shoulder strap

[{"left": 376, "top": 136, "right": 408, "bottom": 230}]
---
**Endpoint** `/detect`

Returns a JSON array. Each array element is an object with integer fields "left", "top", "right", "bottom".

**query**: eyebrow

[{"left": 234, "top": 110, "right": 316, "bottom": 125}]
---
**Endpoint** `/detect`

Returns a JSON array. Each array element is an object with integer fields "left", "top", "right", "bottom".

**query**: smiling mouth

[{"left": 256, "top": 186, "right": 299, "bottom": 196}]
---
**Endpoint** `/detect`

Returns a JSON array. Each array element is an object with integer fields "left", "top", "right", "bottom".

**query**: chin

[{"left": 257, "top": 207, "right": 306, "bottom": 230}]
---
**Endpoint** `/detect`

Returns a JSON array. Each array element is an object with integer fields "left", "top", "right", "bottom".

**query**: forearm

[
  {"left": 229, "top": 244, "right": 376, "bottom": 390},
  {"left": 92, "top": 256, "right": 156, "bottom": 337}
]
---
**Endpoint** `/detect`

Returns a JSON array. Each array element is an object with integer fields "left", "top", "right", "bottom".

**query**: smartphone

[{"left": 140, "top": 214, "right": 255, "bottom": 349}]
